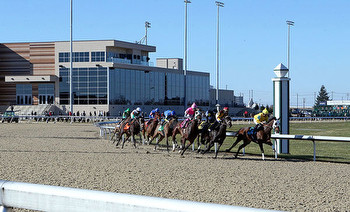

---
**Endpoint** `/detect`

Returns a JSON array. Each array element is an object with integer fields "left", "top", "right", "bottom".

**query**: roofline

[{"left": 1, "top": 39, "right": 156, "bottom": 48}]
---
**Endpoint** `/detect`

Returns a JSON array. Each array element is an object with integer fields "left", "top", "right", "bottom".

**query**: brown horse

[
  {"left": 142, "top": 113, "right": 161, "bottom": 144},
  {"left": 110, "top": 117, "right": 130, "bottom": 142},
  {"left": 149, "top": 117, "right": 178, "bottom": 152},
  {"left": 172, "top": 118, "right": 200, "bottom": 156},
  {"left": 225, "top": 117, "right": 280, "bottom": 160},
  {"left": 115, "top": 117, "right": 144, "bottom": 149},
  {"left": 201, "top": 116, "right": 232, "bottom": 158}
]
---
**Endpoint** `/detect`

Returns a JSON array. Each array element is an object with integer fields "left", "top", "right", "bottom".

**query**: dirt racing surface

[{"left": 0, "top": 123, "right": 349, "bottom": 211}]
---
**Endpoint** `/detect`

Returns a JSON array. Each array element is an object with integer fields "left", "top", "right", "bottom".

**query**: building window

[
  {"left": 59, "top": 52, "right": 69, "bottom": 62},
  {"left": 59, "top": 67, "right": 107, "bottom": 105},
  {"left": 91, "top": 52, "right": 105, "bottom": 62},
  {"left": 16, "top": 84, "right": 32, "bottom": 105},
  {"left": 59, "top": 52, "right": 90, "bottom": 62}
]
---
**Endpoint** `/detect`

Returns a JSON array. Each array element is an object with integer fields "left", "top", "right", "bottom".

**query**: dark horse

[
  {"left": 172, "top": 118, "right": 200, "bottom": 156},
  {"left": 142, "top": 113, "right": 161, "bottom": 144},
  {"left": 201, "top": 116, "right": 232, "bottom": 158},
  {"left": 115, "top": 117, "right": 144, "bottom": 149},
  {"left": 149, "top": 117, "right": 178, "bottom": 152},
  {"left": 225, "top": 116, "right": 280, "bottom": 160}
]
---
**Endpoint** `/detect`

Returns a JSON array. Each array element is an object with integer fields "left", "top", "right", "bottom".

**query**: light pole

[
  {"left": 69, "top": 0, "right": 73, "bottom": 114},
  {"left": 145, "top": 21, "right": 151, "bottom": 45},
  {"left": 215, "top": 1, "right": 224, "bottom": 111},
  {"left": 184, "top": 0, "right": 191, "bottom": 111},
  {"left": 286, "top": 20, "right": 294, "bottom": 78}
]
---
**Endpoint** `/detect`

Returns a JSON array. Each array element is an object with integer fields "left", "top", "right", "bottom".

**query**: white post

[{"left": 272, "top": 63, "right": 290, "bottom": 154}]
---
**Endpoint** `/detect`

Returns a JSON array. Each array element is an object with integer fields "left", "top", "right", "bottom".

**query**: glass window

[{"left": 91, "top": 51, "right": 105, "bottom": 62}]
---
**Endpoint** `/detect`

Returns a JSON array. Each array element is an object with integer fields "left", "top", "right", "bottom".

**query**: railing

[
  {"left": 0, "top": 180, "right": 274, "bottom": 212},
  {"left": 271, "top": 134, "right": 350, "bottom": 161},
  {"left": 0, "top": 115, "right": 116, "bottom": 124}
]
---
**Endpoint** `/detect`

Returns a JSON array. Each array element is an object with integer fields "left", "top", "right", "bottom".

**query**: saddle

[
  {"left": 123, "top": 123, "right": 130, "bottom": 131},
  {"left": 181, "top": 118, "right": 191, "bottom": 128},
  {"left": 247, "top": 127, "right": 257, "bottom": 141},
  {"left": 198, "top": 121, "right": 209, "bottom": 131}
]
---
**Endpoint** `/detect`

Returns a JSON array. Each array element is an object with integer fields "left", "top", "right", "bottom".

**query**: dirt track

[{"left": 0, "top": 122, "right": 349, "bottom": 211}]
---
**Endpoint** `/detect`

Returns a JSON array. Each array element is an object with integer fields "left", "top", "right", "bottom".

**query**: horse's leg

[
  {"left": 196, "top": 133, "right": 201, "bottom": 153},
  {"left": 258, "top": 141, "right": 265, "bottom": 160},
  {"left": 225, "top": 136, "right": 242, "bottom": 152},
  {"left": 122, "top": 134, "right": 131, "bottom": 149},
  {"left": 214, "top": 142, "right": 223, "bottom": 159},
  {"left": 132, "top": 134, "right": 137, "bottom": 148},
  {"left": 201, "top": 140, "right": 215, "bottom": 155},
  {"left": 155, "top": 133, "right": 164, "bottom": 151},
  {"left": 110, "top": 128, "right": 116, "bottom": 141},
  {"left": 116, "top": 132, "right": 123, "bottom": 147},
  {"left": 172, "top": 128, "right": 179, "bottom": 152},
  {"left": 180, "top": 139, "right": 193, "bottom": 156},
  {"left": 165, "top": 134, "right": 170, "bottom": 152},
  {"left": 235, "top": 141, "right": 250, "bottom": 158}
]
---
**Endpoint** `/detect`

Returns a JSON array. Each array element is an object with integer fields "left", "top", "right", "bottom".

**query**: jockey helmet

[
  {"left": 262, "top": 108, "right": 269, "bottom": 115},
  {"left": 155, "top": 108, "right": 159, "bottom": 113},
  {"left": 223, "top": 107, "right": 229, "bottom": 111},
  {"left": 126, "top": 108, "right": 130, "bottom": 112},
  {"left": 171, "top": 111, "right": 176, "bottom": 116},
  {"left": 136, "top": 107, "right": 141, "bottom": 112},
  {"left": 191, "top": 102, "right": 197, "bottom": 109}
]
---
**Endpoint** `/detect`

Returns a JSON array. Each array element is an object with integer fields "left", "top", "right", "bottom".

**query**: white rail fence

[
  {"left": 0, "top": 180, "right": 273, "bottom": 212},
  {"left": 271, "top": 134, "right": 350, "bottom": 161}
]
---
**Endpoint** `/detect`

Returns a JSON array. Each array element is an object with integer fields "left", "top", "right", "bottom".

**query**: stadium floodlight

[
  {"left": 184, "top": 0, "right": 191, "bottom": 110},
  {"left": 286, "top": 20, "right": 294, "bottom": 77},
  {"left": 215, "top": 1, "right": 224, "bottom": 111}
]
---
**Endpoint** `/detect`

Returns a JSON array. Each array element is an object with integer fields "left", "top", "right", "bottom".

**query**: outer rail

[{"left": 0, "top": 180, "right": 275, "bottom": 212}]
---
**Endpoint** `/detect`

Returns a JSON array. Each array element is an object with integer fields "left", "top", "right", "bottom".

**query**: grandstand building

[{"left": 0, "top": 40, "right": 209, "bottom": 115}]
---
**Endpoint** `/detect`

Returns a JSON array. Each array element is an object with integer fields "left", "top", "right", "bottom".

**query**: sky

[{"left": 1, "top": 0, "right": 350, "bottom": 107}]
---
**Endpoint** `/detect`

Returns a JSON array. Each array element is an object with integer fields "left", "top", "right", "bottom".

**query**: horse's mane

[{"left": 267, "top": 116, "right": 276, "bottom": 123}]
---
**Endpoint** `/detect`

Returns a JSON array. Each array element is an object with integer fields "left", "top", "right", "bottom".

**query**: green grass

[{"left": 156, "top": 121, "right": 350, "bottom": 163}]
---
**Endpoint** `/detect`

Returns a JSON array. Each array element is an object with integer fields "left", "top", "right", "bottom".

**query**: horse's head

[
  {"left": 224, "top": 116, "right": 232, "bottom": 128},
  {"left": 272, "top": 118, "right": 280, "bottom": 134},
  {"left": 154, "top": 113, "right": 161, "bottom": 121}
]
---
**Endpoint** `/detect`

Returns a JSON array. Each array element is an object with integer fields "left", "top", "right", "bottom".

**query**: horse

[
  {"left": 110, "top": 117, "right": 130, "bottom": 142},
  {"left": 142, "top": 113, "right": 161, "bottom": 144},
  {"left": 196, "top": 120, "right": 212, "bottom": 153},
  {"left": 172, "top": 118, "right": 200, "bottom": 156},
  {"left": 148, "top": 117, "right": 178, "bottom": 152},
  {"left": 201, "top": 116, "right": 232, "bottom": 158},
  {"left": 115, "top": 117, "right": 144, "bottom": 149},
  {"left": 225, "top": 116, "right": 280, "bottom": 160}
]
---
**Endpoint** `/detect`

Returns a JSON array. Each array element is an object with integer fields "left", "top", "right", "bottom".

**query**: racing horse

[
  {"left": 149, "top": 117, "right": 178, "bottom": 152},
  {"left": 110, "top": 117, "right": 130, "bottom": 142},
  {"left": 142, "top": 113, "right": 161, "bottom": 144},
  {"left": 172, "top": 118, "right": 200, "bottom": 156},
  {"left": 225, "top": 116, "right": 280, "bottom": 160},
  {"left": 115, "top": 117, "right": 144, "bottom": 149},
  {"left": 200, "top": 116, "right": 232, "bottom": 158}
]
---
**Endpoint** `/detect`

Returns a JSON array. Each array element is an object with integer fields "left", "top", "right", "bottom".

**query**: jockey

[
  {"left": 149, "top": 108, "right": 159, "bottom": 119},
  {"left": 209, "top": 107, "right": 229, "bottom": 131},
  {"left": 205, "top": 110, "right": 215, "bottom": 124},
  {"left": 254, "top": 108, "right": 269, "bottom": 124},
  {"left": 131, "top": 107, "right": 142, "bottom": 120},
  {"left": 254, "top": 108, "right": 269, "bottom": 131},
  {"left": 164, "top": 110, "right": 176, "bottom": 122},
  {"left": 122, "top": 108, "right": 131, "bottom": 120},
  {"left": 216, "top": 107, "right": 229, "bottom": 122},
  {"left": 182, "top": 102, "right": 197, "bottom": 128}
]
